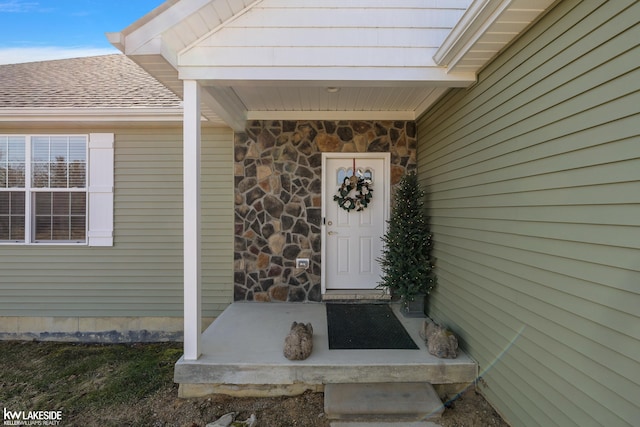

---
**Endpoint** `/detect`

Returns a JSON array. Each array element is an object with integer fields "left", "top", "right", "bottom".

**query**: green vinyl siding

[
  {"left": 201, "top": 128, "right": 235, "bottom": 314},
  {"left": 0, "top": 125, "right": 234, "bottom": 318},
  {"left": 417, "top": 1, "right": 639, "bottom": 426}
]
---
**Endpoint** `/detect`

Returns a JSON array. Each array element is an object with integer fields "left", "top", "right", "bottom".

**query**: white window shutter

[{"left": 87, "top": 133, "right": 114, "bottom": 246}]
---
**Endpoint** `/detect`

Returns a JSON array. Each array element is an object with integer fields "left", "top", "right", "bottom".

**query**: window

[
  {"left": 0, "top": 134, "right": 113, "bottom": 246},
  {"left": 336, "top": 167, "right": 373, "bottom": 185}
]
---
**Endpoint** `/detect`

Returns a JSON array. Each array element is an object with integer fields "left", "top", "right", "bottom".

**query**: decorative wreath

[{"left": 333, "top": 175, "right": 373, "bottom": 212}]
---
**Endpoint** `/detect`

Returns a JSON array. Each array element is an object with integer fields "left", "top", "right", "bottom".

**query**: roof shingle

[{"left": 0, "top": 54, "right": 182, "bottom": 109}]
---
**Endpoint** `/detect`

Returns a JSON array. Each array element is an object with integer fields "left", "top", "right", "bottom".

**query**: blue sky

[{"left": 0, "top": 0, "right": 164, "bottom": 64}]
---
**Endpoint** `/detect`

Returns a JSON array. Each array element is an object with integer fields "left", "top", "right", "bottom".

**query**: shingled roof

[{"left": 0, "top": 54, "right": 182, "bottom": 109}]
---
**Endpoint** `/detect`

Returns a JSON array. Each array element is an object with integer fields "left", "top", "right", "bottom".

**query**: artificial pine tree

[{"left": 378, "top": 171, "right": 436, "bottom": 309}]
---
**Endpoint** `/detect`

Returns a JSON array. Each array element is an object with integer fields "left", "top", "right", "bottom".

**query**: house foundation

[{"left": 0, "top": 316, "right": 200, "bottom": 342}]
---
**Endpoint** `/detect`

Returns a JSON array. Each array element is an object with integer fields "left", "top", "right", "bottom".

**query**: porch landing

[{"left": 174, "top": 302, "right": 477, "bottom": 397}]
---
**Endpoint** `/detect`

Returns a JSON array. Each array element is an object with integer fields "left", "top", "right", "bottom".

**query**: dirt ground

[
  {"left": 90, "top": 385, "right": 508, "bottom": 427},
  {"left": 0, "top": 341, "right": 508, "bottom": 426}
]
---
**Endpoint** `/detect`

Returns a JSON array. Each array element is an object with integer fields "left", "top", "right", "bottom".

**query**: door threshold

[{"left": 322, "top": 289, "right": 391, "bottom": 302}]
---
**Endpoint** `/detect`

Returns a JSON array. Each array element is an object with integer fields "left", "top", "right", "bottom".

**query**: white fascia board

[
  {"left": 179, "top": 67, "right": 477, "bottom": 87},
  {"left": 0, "top": 108, "right": 185, "bottom": 122},
  {"left": 118, "top": 0, "right": 211, "bottom": 56},
  {"left": 433, "top": 0, "right": 510, "bottom": 69},
  {"left": 105, "top": 32, "right": 124, "bottom": 52},
  {"left": 247, "top": 110, "right": 416, "bottom": 121}
]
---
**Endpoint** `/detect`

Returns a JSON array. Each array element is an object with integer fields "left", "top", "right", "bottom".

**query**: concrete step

[
  {"left": 324, "top": 382, "right": 444, "bottom": 421},
  {"left": 330, "top": 422, "right": 442, "bottom": 427}
]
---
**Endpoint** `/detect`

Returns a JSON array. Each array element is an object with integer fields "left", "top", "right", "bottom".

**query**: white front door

[{"left": 322, "top": 153, "right": 390, "bottom": 292}]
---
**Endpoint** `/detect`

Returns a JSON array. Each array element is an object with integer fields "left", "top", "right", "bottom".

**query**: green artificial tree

[{"left": 378, "top": 171, "right": 436, "bottom": 311}]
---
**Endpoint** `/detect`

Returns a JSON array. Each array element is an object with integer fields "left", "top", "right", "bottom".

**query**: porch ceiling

[{"left": 108, "top": 0, "right": 555, "bottom": 131}]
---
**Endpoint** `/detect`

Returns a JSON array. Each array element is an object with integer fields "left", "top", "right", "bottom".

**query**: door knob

[{"left": 328, "top": 231, "right": 337, "bottom": 235}]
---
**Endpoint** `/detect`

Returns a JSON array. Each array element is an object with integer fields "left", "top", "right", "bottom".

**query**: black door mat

[{"left": 326, "top": 303, "right": 419, "bottom": 350}]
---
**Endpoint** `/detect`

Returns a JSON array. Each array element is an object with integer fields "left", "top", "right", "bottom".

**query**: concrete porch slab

[{"left": 174, "top": 302, "right": 477, "bottom": 396}]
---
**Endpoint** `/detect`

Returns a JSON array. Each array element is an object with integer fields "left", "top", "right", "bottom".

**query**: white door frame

[{"left": 321, "top": 152, "right": 391, "bottom": 295}]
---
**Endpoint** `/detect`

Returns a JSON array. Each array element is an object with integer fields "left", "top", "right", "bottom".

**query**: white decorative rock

[{"left": 206, "top": 412, "right": 235, "bottom": 427}]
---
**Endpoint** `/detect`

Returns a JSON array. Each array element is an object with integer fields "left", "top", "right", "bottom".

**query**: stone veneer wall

[{"left": 234, "top": 120, "right": 416, "bottom": 302}]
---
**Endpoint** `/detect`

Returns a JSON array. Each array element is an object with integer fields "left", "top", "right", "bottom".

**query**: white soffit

[
  {"left": 231, "top": 86, "right": 450, "bottom": 121},
  {"left": 434, "top": 0, "right": 556, "bottom": 72},
  {"left": 126, "top": 53, "right": 228, "bottom": 126},
  {"left": 109, "top": 0, "right": 554, "bottom": 130}
]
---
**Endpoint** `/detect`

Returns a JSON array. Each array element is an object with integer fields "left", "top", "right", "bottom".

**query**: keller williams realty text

[{"left": 3, "top": 408, "right": 62, "bottom": 426}]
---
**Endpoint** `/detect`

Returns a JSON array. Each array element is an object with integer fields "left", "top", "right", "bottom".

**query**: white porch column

[{"left": 183, "top": 79, "right": 202, "bottom": 360}]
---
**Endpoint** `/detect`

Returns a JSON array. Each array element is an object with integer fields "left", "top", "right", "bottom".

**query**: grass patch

[
  {"left": 0, "top": 341, "right": 507, "bottom": 427},
  {"left": 0, "top": 341, "right": 182, "bottom": 416}
]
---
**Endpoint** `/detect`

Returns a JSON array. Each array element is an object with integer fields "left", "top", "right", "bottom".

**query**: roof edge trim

[
  {"left": 111, "top": 0, "right": 210, "bottom": 55},
  {"left": 433, "top": 0, "right": 511, "bottom": 70},
  {"left": 0, "top": 107, "right": 185, "bottom": 122}
]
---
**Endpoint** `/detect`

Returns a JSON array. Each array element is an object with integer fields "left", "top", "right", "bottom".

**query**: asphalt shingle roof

[{"left": 0, "top": 54, "right": 182, "bottom": 109}]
